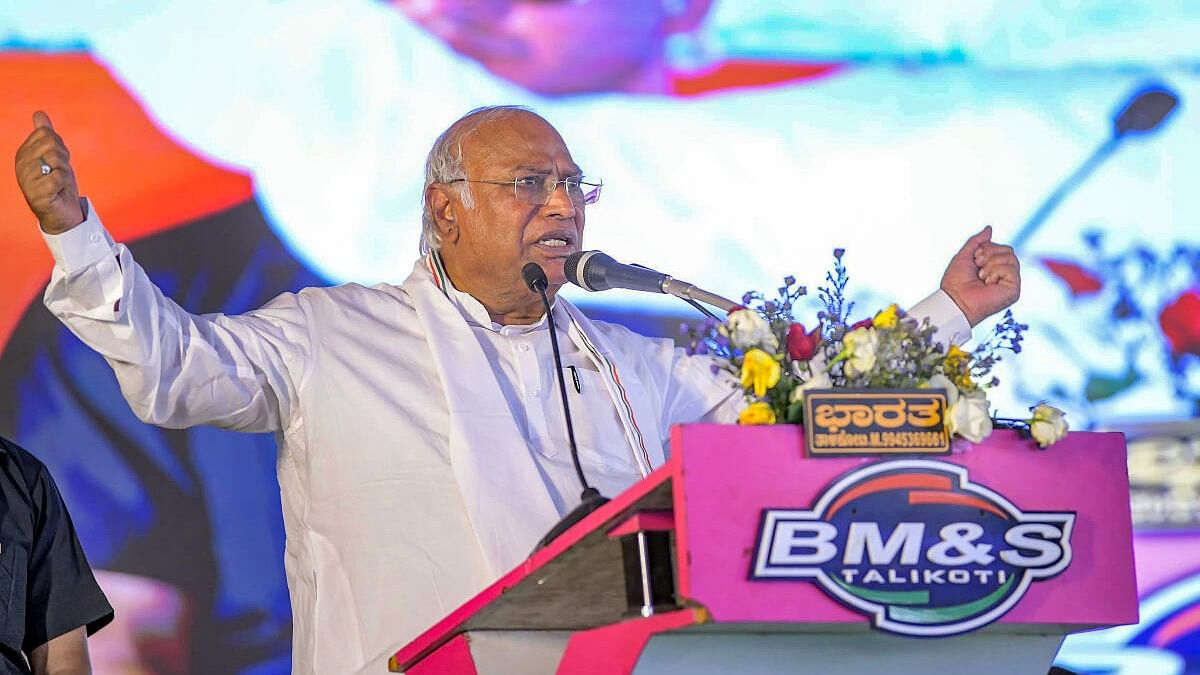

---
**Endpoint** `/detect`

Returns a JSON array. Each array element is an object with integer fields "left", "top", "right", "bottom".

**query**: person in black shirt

[{"left": 0, "top": 435, "right": 112, "bottom": 674}]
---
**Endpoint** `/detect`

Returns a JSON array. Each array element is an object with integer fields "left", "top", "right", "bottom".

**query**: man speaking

[{"left": 14, "top": 105, "right": 1019, "bottom": 673}]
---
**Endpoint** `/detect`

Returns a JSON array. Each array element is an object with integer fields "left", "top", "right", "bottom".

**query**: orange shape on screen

[
  {"left": 669, "top": 60, "right": 844, "bottom": 98},
  {"left": 0, "top": 51, "right": 253, "bottom": 351}
]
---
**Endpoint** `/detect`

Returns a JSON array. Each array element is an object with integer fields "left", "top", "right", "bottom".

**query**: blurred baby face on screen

[{"left": 392, "top": 0, "right": 710, "bottom": 95}]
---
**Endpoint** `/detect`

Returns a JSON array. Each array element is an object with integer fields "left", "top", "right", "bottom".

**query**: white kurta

[
  {"left": 439, "top": 278, "right": 657, "bottom": 512},
  {"left": 41, "top": 204, "right": 969, "bottom": 674}
]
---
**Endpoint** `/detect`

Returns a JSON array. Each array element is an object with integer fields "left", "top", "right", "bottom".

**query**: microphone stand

[
  {"left": 523, "top": 263, "right": 610, "bottom": 549},
  {"left": 659, "top": 277, "right": 740, "bottom": 314},
  {"left": 628, "top": 263, "right": 720, "bottom": 320}
]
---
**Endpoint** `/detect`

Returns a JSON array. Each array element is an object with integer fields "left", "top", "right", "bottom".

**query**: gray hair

[{"left": 420, "top": 105, "right": 538, "bottom": 254}]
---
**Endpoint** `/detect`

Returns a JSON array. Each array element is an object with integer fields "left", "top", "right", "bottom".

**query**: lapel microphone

[{"left": 521, "top": 262, "right": 609, "bottom": 548}]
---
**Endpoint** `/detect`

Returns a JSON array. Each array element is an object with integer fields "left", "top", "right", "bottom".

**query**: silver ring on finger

[{"left": 39, "top": 159, "right": 52, "bottom": 176}]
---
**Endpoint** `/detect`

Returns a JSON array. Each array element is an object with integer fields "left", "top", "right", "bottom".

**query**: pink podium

[{"left": 390, "top": 426, "right": 1138, "bottom": 674}]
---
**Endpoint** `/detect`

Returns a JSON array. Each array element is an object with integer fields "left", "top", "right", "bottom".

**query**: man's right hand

[{"left": 14, "top": 111, "right": 85, "bottom": 235}]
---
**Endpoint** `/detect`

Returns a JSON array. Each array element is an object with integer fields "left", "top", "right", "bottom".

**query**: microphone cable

[{"left": 522, "top": 262, "right": 609, "bottom": 548}]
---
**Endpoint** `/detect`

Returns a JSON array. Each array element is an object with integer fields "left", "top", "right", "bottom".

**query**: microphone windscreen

[
  {"left": 522, "top": 262, "right": 548, "bottom": 292},
  {"left": 564, "top": 251, "right": 586, "bottom": 287},
  {"left": 565, "top": 250, "right": 614, "bottom": 291}
]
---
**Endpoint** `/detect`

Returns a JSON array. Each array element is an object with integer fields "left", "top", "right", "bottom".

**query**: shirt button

[
  {"left": 519, "top": 343, "right": 531, "bottom": 352},
  {"left": 89, "top": 233, "right": 100, "bottom": 243}
]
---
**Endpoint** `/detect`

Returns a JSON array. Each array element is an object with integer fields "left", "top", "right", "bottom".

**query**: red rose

[
  {"left": 850, "top": 318, "right": 874, "bottom": 331},
  {"left": 1041, "top": 258, "right": 1104, "bottom": 297},
  {"left": 1160, "top": 288, "right": 1200, "bottom": 356},
  {"left": 787, "top": 323, "right": 822, "bottom": 360}
]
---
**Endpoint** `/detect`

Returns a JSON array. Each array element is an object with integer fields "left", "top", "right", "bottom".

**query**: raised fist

[
  {"left": 14, "top": 111, "right": 85, "bottom": 235},
  {"left": 940, "top": 225, "right": 1022, "bottom": 327}
]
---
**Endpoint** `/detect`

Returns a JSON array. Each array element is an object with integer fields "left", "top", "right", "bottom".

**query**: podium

[{"left": 390, "top": 425, "right": 1138, "bottom": 674}]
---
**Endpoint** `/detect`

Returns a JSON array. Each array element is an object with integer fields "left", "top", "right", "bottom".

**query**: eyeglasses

[{"left": 446, "top": 175, "right": 603, "bottom": 206}]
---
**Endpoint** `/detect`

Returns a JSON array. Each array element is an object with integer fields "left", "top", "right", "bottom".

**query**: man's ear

[{"left": 426, "top": 185, "right": 459, "bottom": 244}]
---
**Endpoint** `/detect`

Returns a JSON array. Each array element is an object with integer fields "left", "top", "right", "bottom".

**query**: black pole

[{"left": 1010, "top": 82, "right": 1179, "bottom": 250}]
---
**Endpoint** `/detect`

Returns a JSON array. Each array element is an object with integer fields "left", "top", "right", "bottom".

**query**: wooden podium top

[{"left": 390, "top": 456, "right": 676, "bottom": 671}]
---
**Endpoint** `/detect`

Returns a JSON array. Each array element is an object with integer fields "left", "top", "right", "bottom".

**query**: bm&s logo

[{"left": 750, "top": 460, "right": 1075, "bottom": 636}]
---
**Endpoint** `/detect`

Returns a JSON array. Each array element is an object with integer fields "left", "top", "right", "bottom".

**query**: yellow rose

[
  {"left": 944, "top": 345, "right": 970, "bottom": 364},
  {"left": 872, "top": 304, "right": 900, "bottom": 329},
  {"left": 838, "top": 327, "right": 879, "bottom": 377},
  {"left": 943, "top": 344, "right": 973, "bottom": 388},
  {"left": 738, "top": 401, "right": 777, "bottom": 425},
  {"left": 1029, "top": 404, "right": 1069, "bottom": 448},
  {"left": 741, "top": 348, "right": 782, "bottom": 398}
]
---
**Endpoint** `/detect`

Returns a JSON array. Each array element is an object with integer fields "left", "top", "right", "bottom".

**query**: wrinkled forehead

[{"left": 462, "top": 112, "right": 579, "bottom": 174}]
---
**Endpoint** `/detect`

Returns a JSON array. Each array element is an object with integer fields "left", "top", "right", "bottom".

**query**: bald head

[
  {"left": 421, "top": 106, "right": 587, "bottom": 324},
  {"left": 420, "top": 106, "right": 553, "bottom": 253}
]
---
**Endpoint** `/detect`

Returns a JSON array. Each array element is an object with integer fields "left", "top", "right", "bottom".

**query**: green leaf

[
  {"left": 786, "top": 400, "right": 806, "bottom": 424},
  {"left": 1083, "top": 366, "right": 1140, "bottom": 402}
]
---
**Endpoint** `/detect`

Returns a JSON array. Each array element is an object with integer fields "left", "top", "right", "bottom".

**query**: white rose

[
  {"left": 789, "top": 369, "right": 833, "bottom": 404},
  {"left": 842, "top": 327, "right": 878, "bottom": 377},
  {"left": 722, "top": 310, "right": 778, "bottom": 351},
  {"left": 1029, "top": 404, "right": 1069, "bottom": 448},
  {"left": 793, "top": 350, "right": 829, "bottom": 378},
  {"left": 946, "top": 391, "right": 992, "bottom": 443},
  {"left": 924, "top": 373, "right": 958, "bottom": 406}
]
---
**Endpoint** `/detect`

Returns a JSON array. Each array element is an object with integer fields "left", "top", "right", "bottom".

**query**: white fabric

[
  {"left": 440, "top": 280, "right": 650, "bottom": 513},
  {"left": 41, "top": 205, "right": 969, "bottom": 674},
  {"left": 913, "top": 289, "right": 972, "bottom": 348},
  {"left": 404, "top": 253, "right": 735, "bottom": 579},
  {"left": 37, "top": 207, "right": 721, "bottom": 673}
]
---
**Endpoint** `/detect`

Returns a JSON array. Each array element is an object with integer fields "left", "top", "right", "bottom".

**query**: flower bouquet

[{"left": 684, "top": 249, "right": 1068, "bottom": 448}]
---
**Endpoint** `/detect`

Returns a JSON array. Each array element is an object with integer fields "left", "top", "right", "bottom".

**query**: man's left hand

[{"left": 940, "top": 226, "right": 1021, "bottom": 327}]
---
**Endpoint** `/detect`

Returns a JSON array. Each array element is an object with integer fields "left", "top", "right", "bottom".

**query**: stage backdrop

[{"left": 2, "top": 2, "right": 1199, "bottom": 673}]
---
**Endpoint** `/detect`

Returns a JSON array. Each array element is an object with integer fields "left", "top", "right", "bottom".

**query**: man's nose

[{"left": 543, "top": 181, "right": 577, "bottom": 218}]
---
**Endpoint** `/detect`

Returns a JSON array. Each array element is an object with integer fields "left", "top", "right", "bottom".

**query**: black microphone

[
  {"left": 564, "top": 250, "right": 740, "bottom": 313},
  {"left": 565, "top": 251, "right": 667, "bottom": 293},
  {"left": 521, "top": 262, "right": 609, "bottom": 548}
]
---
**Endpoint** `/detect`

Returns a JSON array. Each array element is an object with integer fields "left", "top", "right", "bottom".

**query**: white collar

[{"left": 438, "top": 264, "right": 567, "bottom": 337}]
